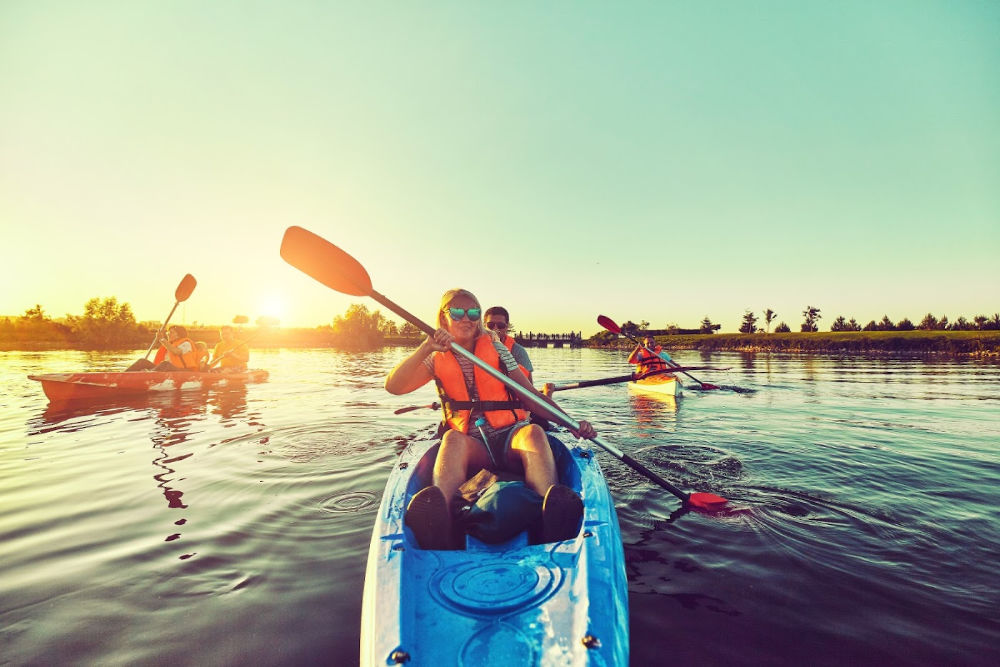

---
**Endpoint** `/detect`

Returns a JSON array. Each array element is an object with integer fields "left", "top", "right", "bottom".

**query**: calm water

[{"left": 2, "top": 348, "right": 998, "bottom": 666}]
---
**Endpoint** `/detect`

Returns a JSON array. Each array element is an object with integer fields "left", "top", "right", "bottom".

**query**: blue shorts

[{"left": 470, "top": 419, "right": 532, "bottom": 473}]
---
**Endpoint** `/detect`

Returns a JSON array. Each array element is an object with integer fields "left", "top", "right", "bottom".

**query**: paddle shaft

[
  {"left": 140, "top": 274, "right": 196, "bottom": 362},
  {"left": 368, "top": 289, "right": 693, "bottom": 504},
  {"left": 208, "top": 335, "right": 254, "bottom": 368},
  {"left": 143, "top": 301, "right": 181, "bottom": 360},
  {"left": 549, "top": 367, "right": 727, "bottom": 392}
]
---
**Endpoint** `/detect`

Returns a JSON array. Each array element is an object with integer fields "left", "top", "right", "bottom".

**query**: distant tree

[
  {"left": 918, "top": 313, "right": 939, "bottom": 330},
  {"left": 331, "top": 304, "right": 390, "bottom": 350},
  {"left": 739, "top": 310, "right": 758, "bottom": 334},
  {"left": 699, "top": 317, "right": 715, "bottom": 334},
  {"left": 399, "top": 322, "right": 421, "bottom": 337},
  {"left": 22, "top": 304, "right": 48, "bottom": 321},
  {"left": 974, "top": 315, "right": 989, "bottom": 330},
  {"left": 233, "top": 315, "right": 249, "bottom": 325},
  {"left": 862, "top": 320, "right": 878, "bottom": 332},
  {"left": 830, "top": 316, "right": 848, "bottom": 332},
  {"left": 897, "top": 318, "right": 915, "bottom": 331},
  {"left": 774, "top": 322, "right": 791, "bottom": 333},
  {"left": 847, "top": 318, "right": 861, "bottom": 331},
  {"left": 66, "top": 296, "right": 143, "bottom": 347},
  {"left": 937, "top": 315, "right": 949, "bottom": 330},
  {"left": 382, "top": 320, "right": 399, "bottom": 336},
  {"left": 620, "top": 320, "right": 641, "bottom": 337},
  {"left": 951, "top": 316, "right": 973, "bottom": 331},
  {"left": 763, "top": 308, "right": 776, "bottom": 333},
  {"left": 665, "top": 323, "right": 680, "bottom": 335},
  {"left": 877, "top": 315, "right": 896, "bottom": 331},
  {"left": 801, "top": 306, "right": 821, "bottom": 332}
]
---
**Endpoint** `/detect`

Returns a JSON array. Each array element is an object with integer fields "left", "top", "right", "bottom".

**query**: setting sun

[{"left": 257, "top": 293, "right": 287, "bottom": 324}]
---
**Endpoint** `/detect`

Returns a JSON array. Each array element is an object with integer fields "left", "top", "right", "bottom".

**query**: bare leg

[
  {"left": 509, "top": 423, "right": 557, "bottom": 496},
  {"left": 433, "top": 429, "right": 491, "bottom": 501}
]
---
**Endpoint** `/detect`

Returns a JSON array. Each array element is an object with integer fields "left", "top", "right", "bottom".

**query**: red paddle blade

[
  {"left": 597, "top": 314, "right": 621, "bottom": 333},
  {"left": 280, "top": 226, "right": 373, "bottom": 297},
  {"left": 688, "top": 492, "right": 728, "bottom": 511},
  {"left": 175, "top": 274, "right": 197, "bottom": 302},
  {"left": 700, "top": 383, "right": 721, "bottom": 390}
]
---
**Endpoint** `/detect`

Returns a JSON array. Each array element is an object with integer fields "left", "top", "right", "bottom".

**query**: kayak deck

[
  {"left": 361, "top": 434, "right": 629, "bottom": 665},
  {"left": 28, "top": 370, "right": 269, "bottom": 402},
  {"left": 628, "top": 372, "right": 680, "bottom": 397}
]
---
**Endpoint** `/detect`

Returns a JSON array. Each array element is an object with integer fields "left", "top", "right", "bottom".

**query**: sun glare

[{"left": 258, "top": 294, "right": 287, "bottom": 323}]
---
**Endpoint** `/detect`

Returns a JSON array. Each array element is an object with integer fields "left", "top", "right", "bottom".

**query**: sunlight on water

[{"left": 2, "top": 348, "right": 999, "bottom": 665}]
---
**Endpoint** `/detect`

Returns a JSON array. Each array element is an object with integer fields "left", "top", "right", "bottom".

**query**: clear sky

[{"left": 2, "top": 1, "right": 998, "bottom": 335}]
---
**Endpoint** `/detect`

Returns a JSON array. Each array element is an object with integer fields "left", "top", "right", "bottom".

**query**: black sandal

[{"left": 404, "top": 486, "right": 454, "bottom": 550}]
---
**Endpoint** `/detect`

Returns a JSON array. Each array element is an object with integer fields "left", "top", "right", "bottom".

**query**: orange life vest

[
  {"left": 214, "top": 340, "right": 248, "bottom": 369},
  {"left": 499, "top": 335, "right": 531, "bottom": 378},
  {"left": 631, "top": 346, "right": 669, "bottom": 374},
  {"left": 166, "top": 337, "right": 201, "bottom": 370},
  {"left": 432, "top": 334, "right": 528, "bottom": 434}
]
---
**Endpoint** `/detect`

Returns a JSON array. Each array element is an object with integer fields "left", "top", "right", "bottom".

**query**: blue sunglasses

[{"left": 445, "top": 306, "right": 482, "bottom": 321}]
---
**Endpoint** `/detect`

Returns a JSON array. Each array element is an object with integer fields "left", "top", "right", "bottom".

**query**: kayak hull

[
  {"left": 628, "top": 373, "right": 680, "bottom": 396},
  {"left": 28, "top": 370, "right": 269, "bottom": 402},
  {"left": 361, "top": 434, "right": 629, "bottom": 666}
]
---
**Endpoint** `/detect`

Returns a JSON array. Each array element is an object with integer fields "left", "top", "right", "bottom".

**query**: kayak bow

[{"left": 361, "top": 433, "right": 629, "bottom": 665}]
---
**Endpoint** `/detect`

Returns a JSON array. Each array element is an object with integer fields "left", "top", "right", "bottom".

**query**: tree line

[
  {"left": 1, "top": 299, "right": 286, "bottom": 349},
  {"left": 8, "top": 299, "right": 998, "bottom": 352},
  {"left": 737, "top": 307, "right": 1000, "bottom": 334},
  {"left": 1, "top": 299, "right": 149, "bottom": 348}
]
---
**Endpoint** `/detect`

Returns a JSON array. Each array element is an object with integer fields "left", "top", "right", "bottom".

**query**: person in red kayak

[
  {"left": 385, "top": 288, "right": 594, "bottom": 550},
  {"left": 209, "top": 325, "right": 249, "bottom": 372},
  {"left": 628, "top": 335, "right": 672, "bottom": 377},
  {"left": 153, "top": 325, "right": 202, "bottom": 371}
]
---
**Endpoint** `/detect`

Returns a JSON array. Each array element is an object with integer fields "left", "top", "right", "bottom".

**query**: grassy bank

[{"left": 605, "top": 330, "right": 1000, "bottom": 357}]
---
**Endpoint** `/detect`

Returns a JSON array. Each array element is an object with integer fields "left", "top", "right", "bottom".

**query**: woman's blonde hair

[{"left": 437, "top": 288, "right": 484, "bottom": 332}]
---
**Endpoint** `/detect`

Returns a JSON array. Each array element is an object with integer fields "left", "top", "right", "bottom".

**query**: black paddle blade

[
  {"left": 280, "top": 226, "right": 374, "bottom": 297},
  {"left": 175, "top": 274, "right": 197, "bottom": 302},
  {"left": 597, "top": 315, "right": 621, "bottom": 334}
]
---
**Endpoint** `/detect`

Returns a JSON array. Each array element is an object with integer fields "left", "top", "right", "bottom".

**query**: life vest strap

[{"left": 443, "top": 398, "right": 522, "bottom": 412}]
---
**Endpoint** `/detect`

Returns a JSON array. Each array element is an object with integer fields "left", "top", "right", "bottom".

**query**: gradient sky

[{"left": 2, "top": 1, "right": 998, "bottom": 335}]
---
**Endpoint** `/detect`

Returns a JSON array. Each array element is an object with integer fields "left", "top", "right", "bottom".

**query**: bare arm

[
  {"left": 384, "top": 329, "right": 449, "bottom": 395},
  {"left": 509, "top": 368, "right": 596, "bottom": 439}
]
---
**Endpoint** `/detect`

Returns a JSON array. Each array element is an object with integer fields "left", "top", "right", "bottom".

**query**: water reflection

[
  {"left": 149, "top": 396, "right": 204, "bottom": 512},
  {"left": 627, "top": 391, "right": 678, "bottom": 438}
]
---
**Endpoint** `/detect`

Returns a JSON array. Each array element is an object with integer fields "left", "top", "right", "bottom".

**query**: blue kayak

[{"left": 361, "top": 432, "right": 629, "bottom": 665}]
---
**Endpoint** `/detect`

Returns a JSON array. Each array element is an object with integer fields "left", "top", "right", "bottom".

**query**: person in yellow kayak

[
  {"left": 385, "top": 288, "right": 594, "bottom": 550},
  {"left": 153, "top": 325, "right": 202, "bottom": 371},
  {"left": 628, "top": 335, "right": 672, "bottom": 377},
  {"left": 210, "top": 325, "right": 249, "bottom": 372}
]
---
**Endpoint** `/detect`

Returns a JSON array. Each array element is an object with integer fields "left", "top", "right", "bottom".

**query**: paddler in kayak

[
  {"left": 153, "top": 325, "right": 202, "bottom": 371},
  {"left": 385, "top": 288, "right": 595, "bottom": 550},
  {"left": 209, "top": 325, "right": 249, "bottom": 372},
  {"left": 484, "top": 305, "right": 533, "bottom": 382},
  {"left": 628, "top": 335, "right": 672, "bottom": 376}
]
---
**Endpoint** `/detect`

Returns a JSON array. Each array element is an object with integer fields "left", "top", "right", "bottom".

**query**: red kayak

[{"left": 28, "top": 370, "right": 269, "bottom": 402}]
